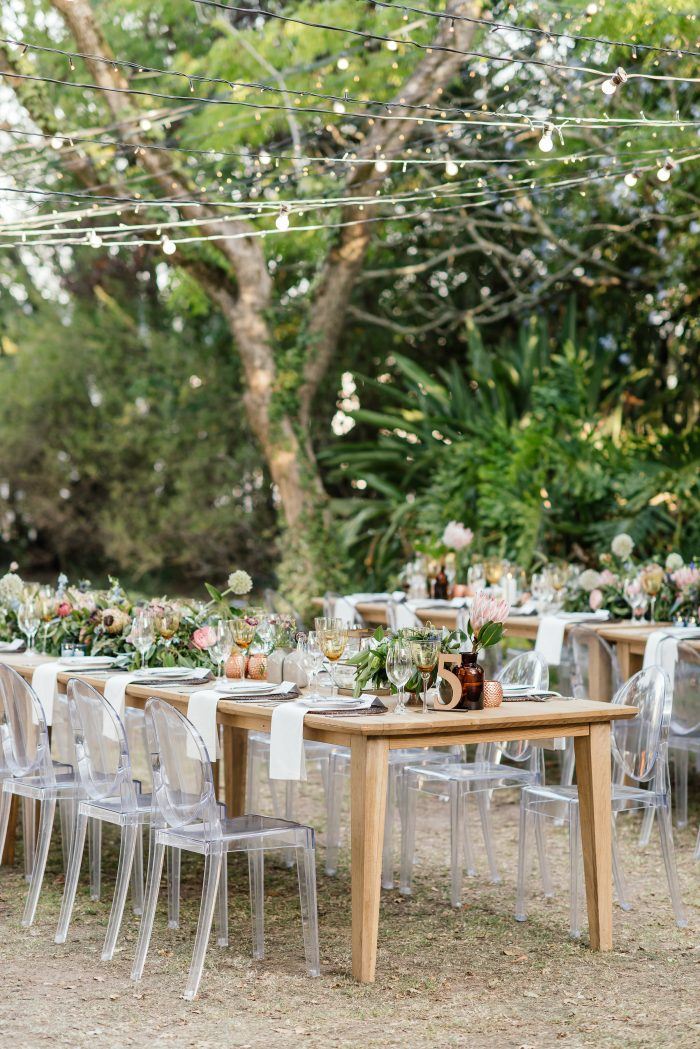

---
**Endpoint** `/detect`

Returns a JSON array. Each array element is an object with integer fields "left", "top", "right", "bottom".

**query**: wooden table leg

[
  {"left": 222, "top": 725, "right": 248, "bottom": 816},
  {"left": 574, "top": 722, "right": 613, "bottom": 950},
  {"left": 351, "top": 735, "right": 389, "bottom": 983}
]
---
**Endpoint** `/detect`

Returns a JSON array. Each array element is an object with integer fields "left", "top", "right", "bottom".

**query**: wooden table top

[{"left": 1, "top": 653, "right": 637, "bottom": 745}]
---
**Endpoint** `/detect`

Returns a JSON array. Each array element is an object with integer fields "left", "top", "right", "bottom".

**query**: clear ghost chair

[
  {"left": 664, "top": 641, "right": 699, "bottom": 832},
  {"left": 0, "top": 684, "right": 36, "bottom": 881},
  {"left": 54, "top": 678, "right": 154, "bottom": 960},
  {"left": 0, "top": 663, "right": 82, "bottom": 927},
  {"left": 562, "top": 627, "right": 622, "bottom": 785},
  {"left": 399, "top": 652, "right": 553, "bottom": 908},
  {"left": 515, "top": 666, "right": 687, "bottom": 938},
  {"left": 131, "top": 697, "right": 320, "bottom": 1001}
]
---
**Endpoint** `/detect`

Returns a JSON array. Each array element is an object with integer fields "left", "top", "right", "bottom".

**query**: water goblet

[
  {"left": 131, "top": 608, "right": 155, "bottom": 669},
  {"left": 316, "top": 618, "right": 348, "bottom": 696},
  {"left": 231, "top": 617, "right": 257, "bottom": 678},
  {"left": 386, "top": 637, "right": 412, "bottom": 715},
  {"left": 18, "top": 599, "right": 41, "bottom": 653},
  {"left": 207, "top": 619, "right": 234, "bottom": 682}
]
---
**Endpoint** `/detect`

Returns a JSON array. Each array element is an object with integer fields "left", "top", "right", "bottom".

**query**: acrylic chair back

[
  {"left": 569, "top": 626, "right": 620, "bottom": 702},
  {"left": 496, "top": 652, "right": 549, "bottom": 763},
  {"left": 65, "top": 678, "right": 138, "bottom": 810},
  {"left": 668, "top": 641, "right": 700, "bottom": 737},
  {"left": 611, "top": 666, "right": 671, "bottom": 784},
  {"left": 0, "top": 663, "right": 53, "bottom": 781},
  {"left": 144, "top": 698, "right": 221, "bottom": 839}
]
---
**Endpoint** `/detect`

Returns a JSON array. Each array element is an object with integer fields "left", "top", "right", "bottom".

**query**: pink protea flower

[
  {"left": 442, "top": 521, "right": 474, "bottom": 551},
  {"left": 56, "top": 601, "right": 72, "bottom": 618},
  {"left": 192, "top": 626, "right": 216, "bottom": 650},
  {"left": 599, "top": 569, "right": 618, "bottom": 587},
  {"left": 589, "top": 588, "right": 604, "bottom": 611},
  {"left": 469, "top": 590, "right": 510, "bottom": 633}
]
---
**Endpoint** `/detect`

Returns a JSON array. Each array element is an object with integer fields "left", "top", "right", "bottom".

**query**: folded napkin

[
  {"left": 270, "top": 695, "right": 381, "bottom": 781},
  {"left": 31, "top": 661, "right": 63, "bottom": 725},
  {"left": 643, "top": 628, "right": 700, "bottom": 691},
  {"left": 509, "top": 601, "right": 537, "bottom": 617},
  {"left": 389, "top": 600, "right": 423, "bottom": 630},
  {"left": 103, "top": 673, "right": 142, "bottom": 721},
  {"left": 535, "top": 612, "right": 610, "bottom": 667},
  {"left": 188, "top": 681, "right": 298, "bottom": 758},
  {"left": 0, "top": 638, "right": 25, "bottom": 652}
]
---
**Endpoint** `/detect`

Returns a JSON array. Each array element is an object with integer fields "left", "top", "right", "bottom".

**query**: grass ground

[{"left": 0, "top": 776, "right": 698, "bottom": 1049}]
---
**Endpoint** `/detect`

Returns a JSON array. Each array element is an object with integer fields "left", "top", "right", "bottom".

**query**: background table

[{"left": 1, "top": 653, "right": 636, "bottom": 982}]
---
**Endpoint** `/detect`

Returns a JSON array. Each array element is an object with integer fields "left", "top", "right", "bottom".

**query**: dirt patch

[{"left": 0, "top": 779, "right": 698, "bottom": 1049}]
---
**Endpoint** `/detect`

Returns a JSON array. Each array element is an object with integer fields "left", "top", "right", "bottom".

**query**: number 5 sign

[{"left": 432, "top": 652, "right": 462, "bottom": 710}]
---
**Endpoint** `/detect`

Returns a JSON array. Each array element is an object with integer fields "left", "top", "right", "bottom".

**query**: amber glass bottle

[{"left": 455, "top": 649, "right": 484, "bottom": 710}]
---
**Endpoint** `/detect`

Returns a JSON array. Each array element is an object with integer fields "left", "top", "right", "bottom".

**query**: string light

[
  {"left": 601, "top": 67, "right": 628, "bottom": 96},
  {"left": 375, "top": 159, "right": 389, "bottom": 174},
  {"left": 539, "top": 125, "right": 555, "bottom": 153},
  {"left": 657, "top": 157, "right": 675, "bottom": 182},
  {"left": 162, "top": 235, "right": 177, "bottom": 254},
  {"left": 445, "top": 160, "right": 459, "bottom": 177},
  {"left": 87, "top": 230, "right": 103, "bottom": 248},
  {"left": 275, "top": 207, "right": 290, "bottom": 231},
  {"left": 623, "top": 170, "right": 640, "bottom": 188}
]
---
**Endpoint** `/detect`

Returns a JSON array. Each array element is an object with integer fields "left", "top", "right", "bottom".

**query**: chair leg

[
  {"left": 560, "top": 740, "right": 576, "bottom": 787},
  {"left": 611, "top": 818, "right": 632, "bottom": 911},
  {"left": 58, "top": 798, "right": 75, "bottom": 874},
  {"left": 102, "top": 823, "right": 138, "bottom": 961},
  {"left": 131, "top": 825, "right": 144, "bottom": 916},
  {"left": 0, "top": 789, "right": 13, "bottom": 871},
  {"left": 184, "top": 850, "right": 222, "bottom": 1001},
  {"left": 638, "top": 794, "right": 655, "bottom": 848},
  {"left": 55, "top": 811, "right": 89, "bottom": 944},
  {"left": 216, "top": 852, "right": 229, "bottom": 947},
  {"left": 381, "top": 766, "right": 397, "bottom": 890},
  {"left": 22, "top": 797, "right": 56, "bottom": 928},
  {"left": 694, "top": 825, "right": 700, "bottom": 862},
  {"left": 449, "top": 783, "right": 463, "bottom": 908},
  {"left": 296, "top": 844, "right": 321, "bottom": 977},
  {"left": 656, "top": 799, "right": 688, "bottom": 928},
  {"left": 131, "top": 840, "right": 165, "bottom": 983},
  {"left": 246, "top": 739, "right": 259, "bottom": 811},
  {"left": 673, "top": 750, "right": 689, "bottom": 829},
  {"left": 534, "top": 809, "right": 554, "bottom": 898},
  {"left": 476, "top": 790, "right": 500, "bottom": 885},
  {"left": 167, "top": 845, "right": 181, "bottom": 929},
  {"left": 569, "top": 806, "right": 581, "bottom": 940},
  {"left": 21, "top": 797, "right": 36, "bottom": 882},
  {"left": 399, "top": 782, "right": 417, "bottom": 896},
  {"left": 283, "top": 783, "right": 296, "bottom": 868},
  {"left": 515, "top": 794, "right": 530, "bottom": 922},
  {"left": 462, "top": 792, "right": 478, "bottom": 877},
  {"left": 88, "top": 817, "right": 102, "bottom": 901},
  {"left": 248, "top": 849, "right": 265, "bottom": 959},
  {"left": 325, "top": 755, "right": 344, "bottom": 876}
]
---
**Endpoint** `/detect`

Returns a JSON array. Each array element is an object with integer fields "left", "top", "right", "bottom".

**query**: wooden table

[{"left": 1, "top": 653, "right": 636, "bottom": 982}]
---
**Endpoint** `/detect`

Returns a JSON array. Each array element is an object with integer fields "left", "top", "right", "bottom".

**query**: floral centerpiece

[
  {"left": 465, "top": 591, "right": 509, "bottom": 653},
  {"left": 347, "top": 624, "right": 465, "bottom": 697}
]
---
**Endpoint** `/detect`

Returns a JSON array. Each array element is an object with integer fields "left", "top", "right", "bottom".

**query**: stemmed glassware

[
  {"left": 409, "top": 633, "right": 441, "bottom": 714},
  {"left": 386, "top": 636, "right": 412, "bottom": 715},
  {"left": 18, "top": 598, "right": 40, "bottom": 653},
  {"left": 131, "top": 608, "right": 155, "bottom": 669},
  {"left": 314, "top": 617, "right": 348, "bottom": 697},
  {"left": 231, "top": 617, "right": 257, "bottom": 678},
  {"left": 207, "top": 620, "right": 234, "bottom": 683},
  {"left": 156, "top": 608, "right": 180, "bottom": 653},
  {"left": 300, "top": 630, "right": 325, "bottom": 693},
  {"left": 468, "top": 563, "right": 485, "bottom": 591}
]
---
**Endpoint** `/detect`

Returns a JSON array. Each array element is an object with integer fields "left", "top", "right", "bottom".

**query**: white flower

[
  {"left": 665, "top": 552, "right": 683, "bottom": 572},
  {"left": 579, "top": 569, "right": 601, "bottom": 592},
  {"left": 227, "top": 570, "right": 253, "bottom": 595},
  {"left": 611, "top": 533, "right": 634, "bottom": 560},
  {"left": 441, "top": 521, "right": 473, "bottom": 551},
  {"left": 0, "top": 572, "right": 24, "bottom": 607}
]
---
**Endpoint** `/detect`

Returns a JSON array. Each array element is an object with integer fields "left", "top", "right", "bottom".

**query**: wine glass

[
  {"left": 131, "top": 608, "right": 155, "bottom": 669},
  {"left": 208, "top": 619, "right": 234, "bottom": 682},
  {"left": 315, "top": 618, "right": 348, "bottom": 696},
  {"left": 231, "top": 617, "right": 257, "bottom": 678},
  {"left": 18, "top": 599, "right": 40, "bottom": 653},
  {"left": 624, "top": 579, "right": 649, "bottom": 621},
  {"left": 386, "top": 637, "right": 412, "bottom": 715},
  {"left": 409, "top": 633, "right": 441, "bottom": 715},
  {"left": 156, "top": 607, "right": 180, "bottom": 653},
  {"left": 468, "top": 563, "right": 485, "bottom": 591},
  {"left": 640, "top": 568, "right": 663, "bottom": 623},
  {"left": 484, "top": 558, "right": 504, "bottom": 587}
]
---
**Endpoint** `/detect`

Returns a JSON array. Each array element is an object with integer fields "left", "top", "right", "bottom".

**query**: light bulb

[
  {"left": 539, "top": 128, "right": 554, "bottom": 153},
  {"left": 601, "top": 67, "right": 627, "bottom": 97},
  {"left": 275, "top": 209, "right": 290, "bottom": 231},
  {"left": 87, "top": 230, "right": 102, "bottom": 248},
  {"left": 386, "top": 40, "right": 398, "bottom": 51},
  {"left": 336, "top": 57, "right": 349, "bottom": 70},
  {"left": 657, "top": 166, "right": 671, "bottom": 183},
  {"left": 333, "top": 101, "right": 346, "bottom": 114},
  {"left": 623, "top": 171, "right": 638, "bottom": 188},
  {"left": 601, "top": 78, "right": 617, "bottom": 96},
  {"left": 162, "top": 236, "right": 176, "bottom": 255},
  {"left": 375, "top": 158, "right": 388, "bottom": 174},
  {"left": 445, "top": 160, "right": 459, "bottom": 177}
]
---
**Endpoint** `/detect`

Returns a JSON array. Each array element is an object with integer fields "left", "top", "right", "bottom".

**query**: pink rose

[
  {"left": 56, "top": 601, "right": 72, "bottom": 618},
  {"left": 589, "top": 588, "right": 604, "bottom": 611},
  {"left": 599, "top": 569, "right": 617, "bottom": 587},
  {"left": 469, "top": 590, "right": 510, "bottom": 633},
  {"left": 672, "top": 567, "right": 700, "bottom": 590},
  {"left": 192, "top": 626, "right": 216, "bottom": 650}
]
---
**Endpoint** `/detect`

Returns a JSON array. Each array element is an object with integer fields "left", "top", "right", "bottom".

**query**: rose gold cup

[{"left": 482, "top": 680, "right": 503, "bottom": 708}]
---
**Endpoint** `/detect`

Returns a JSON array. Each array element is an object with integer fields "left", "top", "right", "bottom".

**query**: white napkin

[
  {"left": 643, "top": 628, "right": 700, "bottom": 690},
  {"left": 188, "top": 681, "right": 297, "bottom": 759},
  {"left": 269, "top": 696, "right": 377, "bottom": 781},
  {"left": 103, "top": 673, "right": 141, "bottom": 721},
  {"left": 31, "top": 661, "right": 62, "bottom": 725},
  {"left": 0, "top": 638, "right": 25, "bottom": 652},
  {"left": 389, "top": 600, "right": 423, "bottom": 630},
  {"left": 509, "top": 601, "right": 537, "bottom": 616},
  {"left": 535, "top": 612, "right": 610, "bottom": 667}
]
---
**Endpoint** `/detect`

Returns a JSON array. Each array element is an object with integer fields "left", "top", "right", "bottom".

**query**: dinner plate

[
  {"left": 215, "top": 680, "right": 278, "bottom": 694},
  {"left": 133, "top": 667, "right": 199, "bottom": 680},
  {"left": 58, "top": 656, "right": 115, "bottom": 670},
  {"left": 501, "top": 684, "right": 533, "bottom": 696}
]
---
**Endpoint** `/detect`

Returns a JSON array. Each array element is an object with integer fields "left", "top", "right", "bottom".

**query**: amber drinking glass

[
  {"left": 315, "top": 617, "right": 348, "bottom": 696},
  {"left": 409, "top": 634, "right": 441, "bottom": 714},
  {"left": 231, "top": 618, "right": 257, "bottom": 678}
]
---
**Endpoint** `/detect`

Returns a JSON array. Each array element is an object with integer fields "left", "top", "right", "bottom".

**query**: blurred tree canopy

[{"left": 0, "top": 0, "right": 698, "bottom": 601}]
